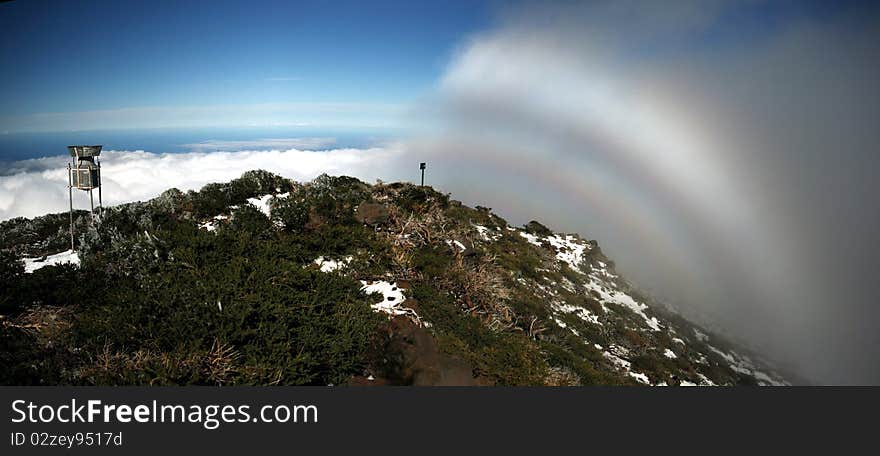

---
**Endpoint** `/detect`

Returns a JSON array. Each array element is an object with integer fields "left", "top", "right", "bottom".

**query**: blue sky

[
  {"left": 0, "top": 0, "right": 495, "bottom": 131},
  {"left": 0, "top": 0, "right": 870, "bottom": 133}
]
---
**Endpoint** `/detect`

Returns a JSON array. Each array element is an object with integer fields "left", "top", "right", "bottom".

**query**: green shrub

[
  {"left": 412, "top": 284, "right": 547, "bottom": 385},
  {"left": 227, "top": 203, "right": 273, "bottom": 236},
  {"left": 0, "top": 250, "right": 24, "bottom": 314},
  {"left": 70, "top": 226, "right": 383, "bottom": 386},
  {"left": 412, "top": 245, "right": 455, "bottom": 280},
  {"left": 273, "top": 196, "right": 310, "bottom": 232}
]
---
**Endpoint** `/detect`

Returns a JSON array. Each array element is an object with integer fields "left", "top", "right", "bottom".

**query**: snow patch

[
  {"left": 628, "top": 372, "right": 650, "bottom": 384},
  {"left": 584, "top": 277, "right": 661, "bottom": 331},
  {"left": 663, "top": 348, "right": 677, "bottom": 359},
  {"left": 553, "top": 317, "right": 580, "bottom": 336},
  {"left": 518, "top": 231, "right": 590, "bottom": 272},
  {"left": 707, "top": 345, "right": 787, "bottom": 386},
  {"left": 247, "top": 192, "right": 289, "bottom": 217},
  {"left": 544, "top": 234, "right": 588, "bottom": 271},
  {"left": 360, "top": 280, "right": 420, "bottom": 324},
  {"left": 552, "top": 302, "right": 601, "bottom": 325},
  {"left": 473, "top": 224, "right": 501, "bottom": 241},
  {"left": 23, "top": 250, "right": 80, "bottom": 273},
  {"left": 518, "top": 231, "right": 543, "bottom": 247},
  {"left": 199, "top": 214, "right": 228, "bottom": 232},
  {"left": 313, "top": 256, "right": 352, "bottom": 273},
  {"left": 603, "top": 351, "right": 631, "bottom": 370},
  {"left": 697, "top": 373, "right": 717, "bottom": 386},
  {"left": 445, "top": 239, "right": 467, "bottom": 252}
]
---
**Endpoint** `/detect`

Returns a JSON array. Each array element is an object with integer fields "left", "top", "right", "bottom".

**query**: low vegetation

[{"left": 0, "top": 171, "right": 786, "bottom": 386}]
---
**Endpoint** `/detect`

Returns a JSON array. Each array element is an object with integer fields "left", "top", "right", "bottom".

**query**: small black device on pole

[{"left": 419, "top": 162, "right": 426, "bottom": 186}]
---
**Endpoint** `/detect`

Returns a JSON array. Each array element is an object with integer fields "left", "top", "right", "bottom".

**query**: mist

[{"left": 399, "top": 1, "right": 880, "bottom": 384}]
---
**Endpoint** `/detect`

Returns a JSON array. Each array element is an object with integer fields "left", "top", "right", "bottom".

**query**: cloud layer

[{"left": 0, "top": 147, "right": 407, "bottom": 221}]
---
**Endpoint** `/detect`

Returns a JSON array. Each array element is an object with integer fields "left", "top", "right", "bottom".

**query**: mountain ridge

[{"left": 0, "top": 170, "right": 789, "bottom": 386}]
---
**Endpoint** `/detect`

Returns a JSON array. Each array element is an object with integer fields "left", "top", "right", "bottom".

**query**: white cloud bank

[{"left": 0, "top": 146, "right": 409, "bottom": 221}]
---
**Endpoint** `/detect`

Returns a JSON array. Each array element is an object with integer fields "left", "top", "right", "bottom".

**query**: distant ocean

[{"left": 0, "top": 127, "right": 398, "bottom": 163}]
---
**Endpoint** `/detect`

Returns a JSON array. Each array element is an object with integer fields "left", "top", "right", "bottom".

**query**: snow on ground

[
  {"left": 473, "top": 224, "right": 501, "bottom": 242},
  {"left": 518, "top": 231, "right": 543, "bottom": 247},
  {"left": 445, "top": 239, "right": 467, "bottom": 252},
  {"left": 23, "top": 250, "right": 80, "bottom": 273},
  {"left": 309, "top": 253, "right": 418, "bottom": 323},
  {"left": 517, "top": 231, "right": 590, "bottom": 271},
  {"left": 584, "top": 277, "right": 661, "bottom": 331},
  {"left": 603, "top": 351, "right": 632, "bottom": 370},
  {"left": 591, "top": 260, "right": 618, "bottom": 279},
  {"left": 246, "top": 192, "right": 289, "bottom": 217},
  {"left": 707, "top": 345, "right": 787, "bottom": 386},
  {"left": 520, "top": 230, "right": 660, "bottom": 332},
  {"left": 559, "top": 277, "right": 577, "bottom": 293},
  {"left": 313, "top": 256, "right": 352, "bottom": 273},
  {"left": 678, "top": 375, "right": 716, "bottom": 387},
  {"left": 512, "top": 225, "right": 786, "bottom": 386},
  {"left": 628, "top": 372, "right": 651, "bottom": 384},
  {"left": 544, "top": 234, "right": 588, "bottom": 271},
  {"left": 552, "top": 302, "right": 601, "bottom": 325},
  {"left": 552, "top": 317, "right": 580, "bottom": 336},
  {"left": 697, "top": 373, "right": 716, "bottom": 386},
  {"left": 360, "top": 280, "right": 420, "bottom": 324},
  {"left": 198, "top": 192, "right": 289, "bottom": 232},
  {"left": 198, "top": 214, "right": 229, "bottom": 232}
]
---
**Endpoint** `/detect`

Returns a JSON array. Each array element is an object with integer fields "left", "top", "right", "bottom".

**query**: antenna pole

[
  {"left": 68, "top": 163, "right": 74, "bottom": 251},
  {"left": 97, "top": 159, "right": 102, "bottom": 213},
  {"left": 89, "top": 189, "right": 95, "bottom": 218}
]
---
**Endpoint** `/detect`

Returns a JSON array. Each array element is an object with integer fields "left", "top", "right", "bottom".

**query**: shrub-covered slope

[{"left": 0, "top": 171, "right": 787, "bottom": 386}]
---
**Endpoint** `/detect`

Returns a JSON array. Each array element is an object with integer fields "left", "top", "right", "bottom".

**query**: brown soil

[
  {"left": 354, "top": 202, "right": 390, "bottom": 226},
  {"left": 355, "top": 315, "right": 482, "bottom": 386}
]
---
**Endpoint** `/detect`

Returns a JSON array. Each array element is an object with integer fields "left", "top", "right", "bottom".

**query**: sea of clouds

[{"left": 0, "top": 146, "right": 408, "bottom": 221}]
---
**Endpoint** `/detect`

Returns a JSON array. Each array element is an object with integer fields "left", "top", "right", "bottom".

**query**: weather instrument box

[
  {"left": 66, "top": 145, "right": 104, "bottom": 250},
  {"left": 71, "top": 166, "right": 100, "bottom": 190},
  {"left": 68, "top": 145, "right": 102, "bottom": 190}
]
